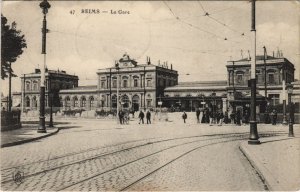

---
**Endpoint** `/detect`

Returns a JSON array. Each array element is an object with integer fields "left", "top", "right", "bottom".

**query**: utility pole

[
  {"left": 8, "top": 62, "right": 12, "bottom": 112},
  {"left": 263, "top": 46, "right": 267, "bottom": 98},
  {"left": 116, "top": 62, "right": 120, "bottom": 124},
  {"left": 38, "top": 0, "right": 51, "bottom": 133},
  {"left": 22, "top": 74, "right": 25, "bottom": 113},
  {"left": 49, "top": 76, "right": 53, "bottom": 127},
  {"left": 282, "top": 64, "right": 287, "bottom": 124},
  {"left": 248, "top": 0, "right": 260, "bottom": 145}
]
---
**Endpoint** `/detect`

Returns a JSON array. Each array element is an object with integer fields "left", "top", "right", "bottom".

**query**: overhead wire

[
  {"left": 163, "top": 1, "right": 229, "bottom": 42},
  {"left": 196, "top": 1, "right": 246, "bottom": 42}
]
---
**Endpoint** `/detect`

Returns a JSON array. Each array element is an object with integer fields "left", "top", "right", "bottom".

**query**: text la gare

[{"left": 111, "top": 10, "right": 130, "bottom": 14}]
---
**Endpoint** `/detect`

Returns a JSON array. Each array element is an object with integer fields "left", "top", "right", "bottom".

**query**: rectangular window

[
  {"left": 268, "top": 73, "right": 275, "bottom": 84},
  {"left": 123, "top": 80, "right": 128, "bottom": 88},
  {"left": 237, "top": 74, "right": 243, "bottom": 84},
  {"left": 134, "top": 79, "right": 138, "bottom": 87},
  {"left": 269, "top": 94, "right": 280, "bottom": 106},
  {"left": 112, "top": 79, "right": 117, "bottom": 88},
  {"left": 147, "top": 79, "right": 151, "bottom": 87},
  {"left": 26, "top": 82, "right": 30, "bottom": 91},
  {"left": 101, "top": 81, "right": 105, "bottom": 88},
  {"left": 147, "top": 99, "right": 152, "bottom": 107}
]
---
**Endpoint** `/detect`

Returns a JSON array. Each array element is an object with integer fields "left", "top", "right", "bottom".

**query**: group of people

[
  {"left": 138, "top": 110, "right": 152, "bottom": 124},
  {"left": 181, "top": 107, "right": 252, "bottom": 126},
  {"left": 118, "top": 110, "right": 130, "bottom": 124}
]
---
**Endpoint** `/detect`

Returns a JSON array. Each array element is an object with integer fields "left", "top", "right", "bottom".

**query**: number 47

[{"left": 70, "top": 10, "right": 75, "bottom": 15}]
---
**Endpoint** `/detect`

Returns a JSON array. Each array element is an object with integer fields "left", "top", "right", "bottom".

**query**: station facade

[
  {"left": 13, "top": 53, "right": 297, "bottom": 115},
  {"left": 59, "top": 54, "right": 178, "bottom": 112}
]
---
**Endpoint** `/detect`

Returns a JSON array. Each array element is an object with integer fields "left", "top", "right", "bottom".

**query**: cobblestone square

[{"left": 1, "top": 116, "right": 299, "bottom": 191}]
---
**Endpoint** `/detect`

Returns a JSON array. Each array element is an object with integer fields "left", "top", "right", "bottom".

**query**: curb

[
  {"left": 1, "top": 128, "right": 60, "bottom": 148},
  {"left": 239, "top": 142, "right": 272, "bottom": 191}
]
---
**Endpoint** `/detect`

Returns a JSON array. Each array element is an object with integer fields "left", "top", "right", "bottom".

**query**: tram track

[
  {"left": 61, "top": 136, "right": 246, "bottom": 191},
  {"left": 1, "top": 131, "right": 284, "bottom": 191},
  {"left": 1, "top": 133, "right": 240, "bottom": 184}
]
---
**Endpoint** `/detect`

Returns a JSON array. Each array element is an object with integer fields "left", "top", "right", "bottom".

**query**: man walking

[
  {"left": 271, "top": 109, "right": 277, "bottom": 125},
  {"left": 182, "top": 111, "right": 187, "bottom": 123},
  {"left": 146, "top": 110, "right": 151, "bottom": 124},
  {"left": 119, "top": 110, "right": 124, "bottom": 124},
  {"left": 138, "top": 110, "right": 145, "bottom": 124},
  {"left": 196, "top": 108, "right": 200, "bottom": 123}
]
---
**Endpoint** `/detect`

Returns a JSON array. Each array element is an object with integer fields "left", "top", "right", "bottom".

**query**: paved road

[{"left": 1, "top": 117, "right": 287, "bottom": 191}]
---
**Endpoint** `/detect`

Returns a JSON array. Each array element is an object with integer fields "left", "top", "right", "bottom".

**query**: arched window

[
  {"left": 122, "top": 76, "right": 128, "bottom": 88},
  {"left": 25, "top": 96, "right": 30, "bottom": 107},
  {"left": 112, "top": 95, "right": 117, "bottom": 108},
  {"left": 123, "top": 79, "right": 128, "bottom": 88},
  {"left": 112, "top": 78, "right": 117, "bottom": 88},
  {"left": 73, "top": 97, "right": 78, "bottom": 107},
  {"left": 65, "top": 96, "right": 71, "bottom": 107},
  {"left": 81, "top": 97, "right": 86, "bottom": 107},
  {"left": 133, "top": 78, "right": 138, "bottom": 87},
  {"left": 26, "top": 81, "right": 30, "bottom": 91},
  {"left": 121, "top": 95, "right": 129, "bottom": 108},
  {"left": 32, "top": 96, "right": 37, "bottom": 108},
  {"left": 33, "top": 81, "right": 38, "bottom": 91},
  {"left": 90, "top": 97, "right": 95, "bottom": 109}
]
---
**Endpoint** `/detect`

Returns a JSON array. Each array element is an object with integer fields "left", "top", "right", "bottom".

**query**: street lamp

[
  {"left": 48, "top": 75, "right": 54, "bottom": 127},
  {"left": 248, "top": 0, "right": 260, "bottom": 144},
  {"left": 115, "top": 61, "right": 120, "bottom": 123},
  {"left": 287, "top": 83, "right": 294, "bottom": 137},
  {"left": 38, "top": 0, "right": 51, "bottom": 133}
]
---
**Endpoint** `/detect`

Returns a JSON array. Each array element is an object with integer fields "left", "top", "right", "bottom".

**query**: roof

[
  {"left": 177, "top": 80, "right": 227, "bottom": 87},
  {"left": 68, "top": 85, "right": 97, "bottom": 90},
  {"left": 165, "top": 80, "right": 227, "bottom": 91},
  {"left": 60, "top": 85, "right": 97, "bottom": 93},
  {"left": 235, "top": 55, "right": 277, "bottom": 62}
]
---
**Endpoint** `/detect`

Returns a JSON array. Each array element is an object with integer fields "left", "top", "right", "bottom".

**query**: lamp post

[
  {"left": 248, "top": 0, "right": 260, "bottom": 144},
  {"left": 115, "top": 61, "right": 120, "bottom": 123},
  {"left": 287, "top": 83, "right": 294, "bottom": 137},
  {"left": 48, "top": 75, "right": 54, "bottom": 127},
  {"left": 38, "top": 0, "right": 51, "bottom": 133}
]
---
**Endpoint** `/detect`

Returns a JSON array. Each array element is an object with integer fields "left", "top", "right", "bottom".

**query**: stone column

[{"left": 222, "top": 98, "right": 227, "bottom": 113}]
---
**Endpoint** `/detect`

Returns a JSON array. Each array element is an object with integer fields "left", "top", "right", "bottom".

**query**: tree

[{"left": 1, "top": 14, "right": 27, "bottom": 80}]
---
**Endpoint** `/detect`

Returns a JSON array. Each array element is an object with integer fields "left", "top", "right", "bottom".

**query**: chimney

[
  {"left": 280, "top": 50, "right": 283, "bottom": 57},
  {"left": 273, "top": 51, "right": 275, "bottom": 57},
  {"left": 171, "top": 64, "right": 173, "bottom": 70}
]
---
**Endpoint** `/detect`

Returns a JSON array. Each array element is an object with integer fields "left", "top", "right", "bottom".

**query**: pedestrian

[
  {"left": 118, "top": 110, "right": 124, "bottom": 124},
  {"left": 138, "top": 110, "right": 145, "bottom": 124},
  {"left": 182, "top": 111, "right": 187, "bottom": 123},
  {"left": 271, "top": 109, "right": 277, "bottom": 125},
  {"left": 230, "top": 111, "right": 236, "bottom": 124},
  {"left": 201, "top": 108, "right": 207, "bottom": 123},
  {"left": 236, "top": 110, "right": 241, "bottom": 126},
  {"left": 218, "top": 110, "right": 224, "bottom": 126},
  {"left": 209, "top": 109, "right": 214, "bottom": 126},
  {"left": 146, "top": 110, "right": 151, "bottom": 124},
  {"left": 196, "top": 108, "right": 200, "bottom": 123},
  {"left": 224, "top": 111, "right": 229, "bottom": 124}
]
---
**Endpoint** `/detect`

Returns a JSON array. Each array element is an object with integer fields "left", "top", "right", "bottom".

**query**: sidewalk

[
  {"left": 240, "top": 134, "right": 300, "bottom": 191},
  {"left": 1, "top": 124, "right": 59, "bottom": 148}
]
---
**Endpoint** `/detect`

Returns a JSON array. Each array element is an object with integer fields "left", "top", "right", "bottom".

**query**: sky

[{"left": 1, "top": 0, "right": 299, "bottom": 95}]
